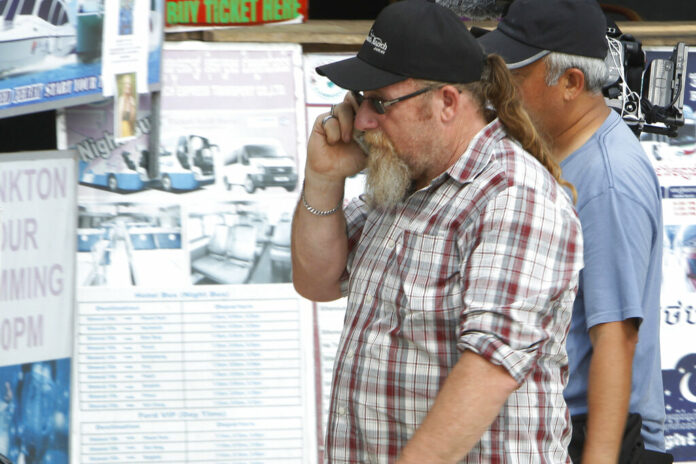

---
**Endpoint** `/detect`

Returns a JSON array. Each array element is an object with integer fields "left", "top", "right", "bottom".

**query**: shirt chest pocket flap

[{"left": 397, "top": 231, "right": 461, "bottom": 313}]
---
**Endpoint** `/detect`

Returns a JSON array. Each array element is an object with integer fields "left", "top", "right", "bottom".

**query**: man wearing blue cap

[
  {"left": 479, "top": 0, "right": 669, "bottom": 463},
  {"left": 292, "top": 0, "right": 584, "bottom": 462}
]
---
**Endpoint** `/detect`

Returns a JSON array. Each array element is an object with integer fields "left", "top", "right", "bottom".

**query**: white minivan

[{"left": 222, "top": 139, "right": 298, "bottom": 194}]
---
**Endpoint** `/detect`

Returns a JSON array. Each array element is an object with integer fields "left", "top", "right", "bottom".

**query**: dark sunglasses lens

[
  {"left": 372, "top": 99, "right": 385, "bottom": 114},
  {"left": 353, "top": 91, "right": 385, "bottom": 114}
]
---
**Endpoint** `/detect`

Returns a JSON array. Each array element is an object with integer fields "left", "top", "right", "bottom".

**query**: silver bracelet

[{"left": 301, "top": 183, "right": 342, "bottom": 216}]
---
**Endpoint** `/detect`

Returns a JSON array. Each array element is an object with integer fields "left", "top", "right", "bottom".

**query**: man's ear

[
  {"left": 562, "top": 68, "right": 586, "bottom": 101},
  {"left": 439, "top": 85, "right": 461, "bottom": 122}
]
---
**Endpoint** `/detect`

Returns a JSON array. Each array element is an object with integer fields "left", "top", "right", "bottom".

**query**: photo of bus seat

[
  {"left": 77, "top": 222, "right": 136, "bottom": 287},
  {"left": 126, "top": 226, "right": 186, "bottom": 286},
  {"left": 77, "top": 205, "right": 185, "bottom": 287},
  {"left": 77, "top": 228, "right": 112, "bottom": 286},
  {"left": 269, "top": 213, "right": 291, "bottom": 282},
  {"left": 190, "top": 222, "right": 257, "bottom": 284}
]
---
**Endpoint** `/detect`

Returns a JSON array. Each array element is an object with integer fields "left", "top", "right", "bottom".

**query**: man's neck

[
  {"left": 412, "top": 115, "right": 486, "bottom": 191},
  {"left": 550, "top": 95, "right": 611, "bottom": 164}
]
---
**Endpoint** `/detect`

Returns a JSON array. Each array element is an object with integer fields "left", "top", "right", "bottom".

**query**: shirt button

[
  {"left": 365, "top": 294, "right": 373, "bottom": 304},
  {"left": 346, "top": 348, "right": 355, "bottom": 359},
  {"left": 387, "top": 239, "right": 395, "bottom": 249},
  {"left": 338, "top": 406, "right": 346, "bottom": 415}
]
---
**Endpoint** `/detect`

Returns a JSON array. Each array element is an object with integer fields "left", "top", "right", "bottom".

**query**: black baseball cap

[
  {"left": 316, "top": 0, "right": 485, "bottom": 91},
  {"left": 477, "top": 0, "right": 608, "bottom": 69}
]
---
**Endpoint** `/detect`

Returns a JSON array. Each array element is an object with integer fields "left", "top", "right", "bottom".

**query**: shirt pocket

[{"left": 397, "top": 231, "right": 461, "bottom": 316}]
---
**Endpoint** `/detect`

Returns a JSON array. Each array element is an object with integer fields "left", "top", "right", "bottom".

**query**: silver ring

[
  {"left": 330, "top": 104, "right": 336, "bottom": 116},
  {"left": 321, "top": 114, "right": 337, "bottom": 128}
]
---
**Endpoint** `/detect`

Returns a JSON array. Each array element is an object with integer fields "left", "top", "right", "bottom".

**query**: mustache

[
  {"left": 353, "top": 130, "right": 370, "bottom": 155},
  {"left": 355, "top": 129, "right": 397, "bottom": 154}
]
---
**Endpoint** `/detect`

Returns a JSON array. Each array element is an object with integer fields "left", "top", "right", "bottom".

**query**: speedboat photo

[{"left": 0, "top": 0, "right": 77, "bottom": 73}]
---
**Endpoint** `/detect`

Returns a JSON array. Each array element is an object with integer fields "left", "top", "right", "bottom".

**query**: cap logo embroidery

[{"left": 366, "top": 30, "right": 388, "bottom": 55}]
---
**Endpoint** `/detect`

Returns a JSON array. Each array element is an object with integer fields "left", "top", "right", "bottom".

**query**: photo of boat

[
  {"left": 0, "top": 0, "right": 77, "bottom": 74},
  {"left": 0, "top": 0, "right": 162, "bottom": 116}
]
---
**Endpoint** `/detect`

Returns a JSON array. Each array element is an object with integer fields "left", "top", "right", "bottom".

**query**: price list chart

[{"left": 71, "top": 285, "right": 317, "bottom": 464}]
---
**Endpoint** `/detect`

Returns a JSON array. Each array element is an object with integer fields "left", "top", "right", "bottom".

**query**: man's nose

[{"left": 354, "top": 101, "right": 380, "bottom": 132}]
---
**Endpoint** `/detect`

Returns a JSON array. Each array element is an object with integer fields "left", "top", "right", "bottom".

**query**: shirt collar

[{"left": 444, "top": 118, "right": 506, "bottom": 185}]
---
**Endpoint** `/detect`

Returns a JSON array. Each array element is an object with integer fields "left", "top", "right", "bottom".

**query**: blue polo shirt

[{"left": 561, "top": 110, "right": 666, "bottom": 451}]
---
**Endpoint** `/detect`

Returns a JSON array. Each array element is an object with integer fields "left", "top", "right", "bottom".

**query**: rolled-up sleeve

[{"left": 457, "top": 184, "right": 583, "bottom": 384}]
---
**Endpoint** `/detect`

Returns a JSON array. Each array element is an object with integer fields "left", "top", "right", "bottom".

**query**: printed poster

[
  {"left": 101, "top": 0, "right": 150, "bottom": 97},
  {"left": 160, "top": 42, "right": 306, "bottom": 286},
  {"left": 64, "top": 94, "right": 192, "bottom": 289},
  {"left": 0, "top": 150, "right": 77, "bottom": 464},
  {"left": 67, "top": 41, "right": 321, "bottom": 463},
  {"left": 0, "top": 0, "right": 163, "bottom": 117},
  {"left": 64, "top": 41, "right": 309, "bottom": 293},
  {"left": 70, "top": 285, "right": 318, "bottom": 464},
  {"left": 642, "top": 46, "right": 696, "bottom": 463}
]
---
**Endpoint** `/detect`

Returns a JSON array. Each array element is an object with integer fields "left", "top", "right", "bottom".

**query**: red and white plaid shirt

[{"left": 326, "top": 119, "right": 583, "bottom": 463}]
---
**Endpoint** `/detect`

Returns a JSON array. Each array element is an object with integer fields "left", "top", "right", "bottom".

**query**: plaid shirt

[{"left": 326, "top": 119, "right": 583, "bottom": 463}]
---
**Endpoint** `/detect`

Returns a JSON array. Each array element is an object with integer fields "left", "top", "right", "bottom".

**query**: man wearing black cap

[
  {"left": 479, "top": 1, "right": 668, "bottom": 463},
  {"left": 291, "top": 0, "right": 584, "bottom": 462}
]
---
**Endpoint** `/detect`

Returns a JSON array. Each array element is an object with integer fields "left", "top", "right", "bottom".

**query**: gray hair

[{"left": 544, "top": 52, "right": 608, "bottom": 93}]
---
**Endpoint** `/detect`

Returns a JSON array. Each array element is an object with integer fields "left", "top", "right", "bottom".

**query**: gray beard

[{"left": 361, "top": 130, "right": 413, "bottom": 210}]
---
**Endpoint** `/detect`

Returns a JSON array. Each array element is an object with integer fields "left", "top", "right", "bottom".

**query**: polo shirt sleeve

[
  {"left": 457, "top": 185, "right": 582, "bottom": 384},
  {"left": 578, "top": 188, "right": 654, "bottom": 329}
]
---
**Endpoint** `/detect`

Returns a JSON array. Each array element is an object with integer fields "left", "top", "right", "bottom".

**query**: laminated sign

[{"left": 165, "top": 0, "right": 308, "bottom": 26}]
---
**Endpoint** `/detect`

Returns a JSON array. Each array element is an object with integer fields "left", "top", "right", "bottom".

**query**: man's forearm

[
  {"left": 582, "top": 320, "right": 638, "bottom": 464},
  {"left": 291, "top": 175, "right": 348, "bottom": 301},
  {"left": 396, "top": 350, "right": 519, "bottom": 464}
]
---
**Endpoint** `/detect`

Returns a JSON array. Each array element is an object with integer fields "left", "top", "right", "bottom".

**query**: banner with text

[
  {"left": 0, "top": 150, "right": 77, "bottom": 464},
  {"left": 165, "top": 0, "right": 307, "bottom": 27}
]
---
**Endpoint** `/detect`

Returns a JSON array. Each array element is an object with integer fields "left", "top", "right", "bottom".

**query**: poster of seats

[{"left": 67, "top": 42, "right": 322, "bottom": 464}]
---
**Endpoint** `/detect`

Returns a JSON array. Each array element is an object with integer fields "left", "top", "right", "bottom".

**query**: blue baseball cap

[{"left": 478, "top": 0, "right": 608, "bottom": 69}]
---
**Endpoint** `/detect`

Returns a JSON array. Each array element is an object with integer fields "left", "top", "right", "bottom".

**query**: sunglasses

[{"left": 351, "top": 85, "right": 437, "bottom": 114}]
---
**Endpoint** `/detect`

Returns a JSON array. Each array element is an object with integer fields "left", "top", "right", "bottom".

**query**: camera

[{"left": 603, "top": 24, "right": 688, "bottom": 137}]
